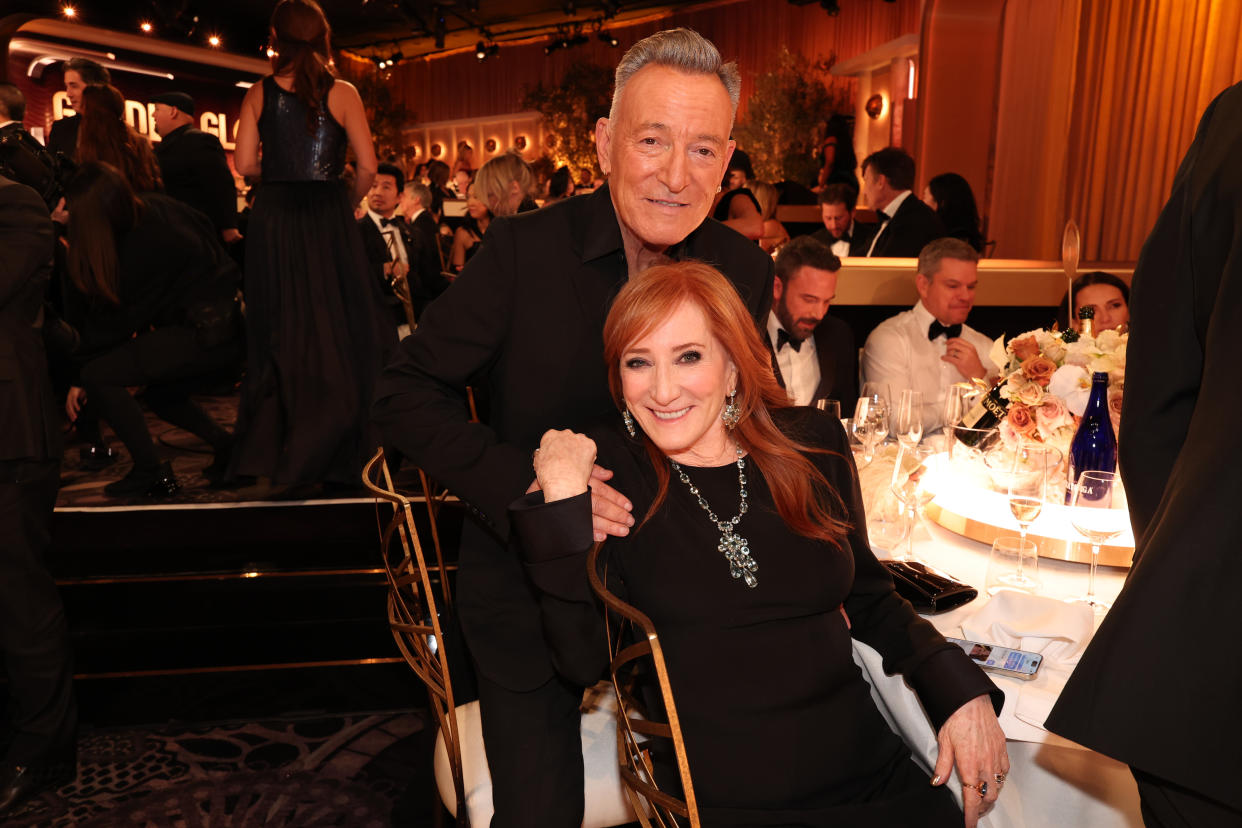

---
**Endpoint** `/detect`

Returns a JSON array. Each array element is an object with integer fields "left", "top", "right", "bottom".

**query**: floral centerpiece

[{"left": 984, "top": 328, "right": 1128, "bottom": 457}]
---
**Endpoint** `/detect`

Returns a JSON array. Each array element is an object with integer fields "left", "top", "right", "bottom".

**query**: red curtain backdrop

[{"left": 338, "top": 0, "right": 923, "bottom": 125}]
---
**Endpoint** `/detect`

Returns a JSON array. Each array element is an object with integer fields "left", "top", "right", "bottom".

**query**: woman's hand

[
  {"left": 532, "top": 429, "right": 597, "bottom": 503},
  {"left": 65, "top": 386, "right": 87, "bottom": 422},
  {"left": 931, "top": 694, "right": 1009, "bottom": 827}
]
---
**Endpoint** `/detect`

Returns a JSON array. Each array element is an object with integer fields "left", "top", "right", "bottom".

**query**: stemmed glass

[
  {"left": 894, "top": 389, "right": 923, "bottom": 448},
  {"left": 991, "top": 443, "right": 1061, "bottom": 592},
  {"left": 1070, "top": 470, "right": 1127, "bottom": 613},
  {"left": 852, "top": 394, "right": 889, "bottom": 466},
  {"left": 890, "top": 443, "right": 936, "bottom": 562},
  {"left": 942, "top": 383, "right": 972, "bottom": 432}
]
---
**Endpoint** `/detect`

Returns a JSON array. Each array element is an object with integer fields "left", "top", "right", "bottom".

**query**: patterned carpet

[{"left": 5, "top": 712, "right": 437, "bottom": 827}]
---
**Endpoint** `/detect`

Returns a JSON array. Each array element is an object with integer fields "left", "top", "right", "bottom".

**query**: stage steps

[{"left": 46, "top": 496, "right": 465, "bottom": 726}]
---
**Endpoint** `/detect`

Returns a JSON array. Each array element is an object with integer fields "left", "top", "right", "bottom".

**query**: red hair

[
  {"left": 602, "top": 260, "right": 850, "bottom": 544},
  {"left": 77, "top": 84, "right": 162, "bottom": 193},
  {"left": 269, "top": 0, "right": 336, "bottom": 132}
]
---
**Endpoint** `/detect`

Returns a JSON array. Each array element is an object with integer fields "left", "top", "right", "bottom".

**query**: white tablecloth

[{"left": 872, "top": 509, "right": 1143, "bottom": 827}]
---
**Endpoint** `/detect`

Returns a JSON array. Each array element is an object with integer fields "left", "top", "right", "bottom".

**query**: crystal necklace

[{"left": 669, "top": 445, "right": 758, "bottom": 588}]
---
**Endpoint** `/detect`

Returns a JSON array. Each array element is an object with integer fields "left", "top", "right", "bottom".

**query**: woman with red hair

[
  {"left": 513, "top": 260, "right": 1008, "bottom": 826},
  {"left": 77, "top": 84, "right": 162, "bottom": 193}
]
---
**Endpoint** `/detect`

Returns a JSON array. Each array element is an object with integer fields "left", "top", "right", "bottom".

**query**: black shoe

[
  {"left": 78, "top": 444, "right": 118, "bottom": 471},
  {"left": 202, "top": 443, "right": 233, "bottom": 484},
  {"left": 0, "top": 760, "right": 75, "bottom": 817},
  {"left": 104, "top": 462, "right": 181, "bottom": 498}
]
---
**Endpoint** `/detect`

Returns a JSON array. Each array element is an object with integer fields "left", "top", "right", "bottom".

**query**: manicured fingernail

[
  {"left": 626, "top": 515, "right": 635, "bottom": 525},
  {"left": 931, "top": 775, "right": 941, "bottom": 786},
  {"left": 595, "top": 532, "right": 606, "bottom": 542}
]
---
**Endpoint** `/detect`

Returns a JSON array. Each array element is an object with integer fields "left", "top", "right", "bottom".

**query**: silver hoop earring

[
  {"left": 722, "top": 390, "right": 741, "bottom": 430},
  {"left": 622, "top": 407, "right": 637, "bottom": 438}
]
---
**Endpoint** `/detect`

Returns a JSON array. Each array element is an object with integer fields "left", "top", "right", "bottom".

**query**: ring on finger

[
  {"left": 962, "top": 780, "right": 988, "bottom": 798},
  {"left": 995, "top": 772, "right": 1007, "bottom": 784}
]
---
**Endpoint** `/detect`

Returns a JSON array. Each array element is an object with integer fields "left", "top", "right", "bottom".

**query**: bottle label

[{"left": 961, "top": 390, "right": 1006, "bottom": 430}]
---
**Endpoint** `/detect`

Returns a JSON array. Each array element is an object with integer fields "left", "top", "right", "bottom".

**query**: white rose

[
  {"left": 1043, "top": 340, "right": 1067, "bottom": 363},
  {"left": 1095, "top": 329, "right": 1121, "bottom": 352},
  {"left": 1016, "top": 381, "right": 1045, "bottom": 406},
  {"left": 1063, "top": 340, "right": 1093, "bottom": 367},
  {"left": 1090, "top": 354, "right": 1117, "bottom": 374}
]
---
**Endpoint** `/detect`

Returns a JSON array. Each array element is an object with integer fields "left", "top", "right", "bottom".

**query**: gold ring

[
  {"left": 995, "top": 772, "right": 1007, "bottom": 784},
  {"left": 962, "top": 781, "right": 988, "bottom": 797}
]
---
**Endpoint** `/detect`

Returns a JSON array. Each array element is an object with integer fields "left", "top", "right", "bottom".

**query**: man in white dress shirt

[
  {"left": 810, "top": 182, "right": 875, "bottom": 259},
  {"left": 766, "top": 236, "right": 857, "bottom": 406},
  {"left": 861, "top": 237, "right": 995, "bottom": 430}
]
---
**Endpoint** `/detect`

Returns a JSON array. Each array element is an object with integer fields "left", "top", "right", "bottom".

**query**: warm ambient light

[
  {"left": 207, "top": 34, "right": 221, "bottom": 48},
  {"left": 140, "top": 21, "right": 153, "bottom": 33},
  {"left": 60, "top": 5, "right": 77, "bottom": 18}
]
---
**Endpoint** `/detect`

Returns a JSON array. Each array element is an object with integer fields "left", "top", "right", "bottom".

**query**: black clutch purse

[{"left": 883, "top": 560, "right": 978, "bottom": 614}]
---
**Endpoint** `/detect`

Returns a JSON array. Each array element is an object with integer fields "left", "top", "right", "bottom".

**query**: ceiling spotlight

[
  {"left": 475, "top": 40, "right": 487, "bottom": 59},
  {"left": 139, "top": 21, "right": 153, "bottom": 33},
  {"left": 207, "top": 34, "right": 222, "bottom": 47},
  {"left": 821, "top": 0, "right": 840, "bottom": 14},
  {"left": 390, "top": 50, "right": 403, "bottom": 65},
  {"left": 266, "top": 47, "right": 276, "bottom": 58},
  {"left": 60, "top": 5, "right": 77, "bottom": 18},
  {"left": 598, "top": 31, "right": 618, "bottom": 47}
]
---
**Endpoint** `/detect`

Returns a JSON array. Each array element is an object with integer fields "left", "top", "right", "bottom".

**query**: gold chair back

[
  {"left": 362, "top": 448, "right": 467, "bottom": 825},
  {"left": 586, "top": 542, "right": 700, "bottom": 828}
]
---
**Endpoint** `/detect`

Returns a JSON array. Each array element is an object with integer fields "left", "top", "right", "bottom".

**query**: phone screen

[{"left": 945, "top": 637, "right": 1041, "bottom": 677}]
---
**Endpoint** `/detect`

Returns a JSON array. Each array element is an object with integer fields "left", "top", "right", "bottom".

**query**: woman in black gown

[
  {"left": 512, "top": 261, "right": 1008, "bottom": 827},
  {"left": 230, "top": 0, "right": 394, "bottom": 489}
]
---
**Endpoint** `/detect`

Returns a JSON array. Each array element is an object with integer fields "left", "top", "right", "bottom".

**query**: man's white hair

[{"left": 608, "top": 28, "right": 740, "bottom": 124}]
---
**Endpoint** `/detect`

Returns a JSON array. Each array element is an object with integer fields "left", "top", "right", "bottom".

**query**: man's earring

[{"left": 622, "top": 407, "right": 637, "bottom": 438}]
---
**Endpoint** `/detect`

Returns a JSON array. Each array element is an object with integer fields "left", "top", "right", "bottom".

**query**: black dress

[
  {"left": 712, "top": 187, "right": 762, "bottom": 223},
  {"left": 231, "top": 76, "right": 395, "bottom": 485},
  {"left": 511, "top": 408, "right": 1000, "bottom": 826}
]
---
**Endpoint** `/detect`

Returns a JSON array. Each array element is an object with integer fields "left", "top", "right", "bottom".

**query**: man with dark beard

[{"left": 765, "top": 236, "right": 856, "bottom": 405}]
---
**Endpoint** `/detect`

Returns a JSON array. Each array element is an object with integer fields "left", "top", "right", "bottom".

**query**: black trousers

[
  {"left": 475, "top": 671, "right": 584, "bottom": 828},
  {"left": 79, "top": 326, "right": 239, "bottom": 470},
  {"left": 0, "top": 459, "right": 76, "bottom": 764},
  {"left": 1133, "top": 768, "right": 1242, "bottom": 828}
]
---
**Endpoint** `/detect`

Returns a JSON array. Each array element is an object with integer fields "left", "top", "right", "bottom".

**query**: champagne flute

[
  {"left": 1002, "top": 443, "right": 1060, "bottom": 591},
  {"left": 894, "top": 389, "right": 923, "bottom": 448},
  {"left": 1070, "top": 470, "right": 1127, "bottom": 613},
  {"left": 890, "top": 443, "right": 936, "bottom": 561},
  {"left": 942, "top": 383, "right": 971, "bottom": 432}
]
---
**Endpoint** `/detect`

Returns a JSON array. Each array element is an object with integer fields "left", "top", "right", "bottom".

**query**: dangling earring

[
  {"left": 716, "top": 184, "right": 723, "bottom": 193},
  {"left": 622, "top": 407, "right": 637, "bottom": 438},
  {"left": 722, "top": 390, "right": 741, "bottom": 430}
]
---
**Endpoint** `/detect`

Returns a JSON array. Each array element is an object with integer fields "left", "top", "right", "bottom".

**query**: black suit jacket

[
  {"left": 766, "top": 315, "right": 857, "bottom": 406},
  {"left": 867, "top": 193, "right": 946, "bottom": 258},
  {"left": 154, "top": 124, "right": 238, "bottom": 233},
  {"left": 407, "top": 209, "right": 449, "bottom": 318},
  {"left": 1046, "top": 82, "right": 1242, "bottom": 809},
  {"left": 0, "top": 176, "right": 59, "bottom": 462},
  {"left": 373, "top": 184, "right": 774, "bottom": 690},
  {"left": 358, "top": 214, "right": 410, "bottom": 327},
  {"left": 45, "top": 114, "right": 79, "bottom": 161},
  {"left": 810, "top": 223, "right": 877, "bottom": 258}
]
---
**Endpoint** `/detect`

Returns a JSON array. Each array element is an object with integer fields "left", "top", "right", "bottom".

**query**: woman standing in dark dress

[
  {"left": 230, "top": 0, "right": 394, "bottom": 489},
  {"left": 513, "top": 261, "right": 1008, "bottom": 827}
]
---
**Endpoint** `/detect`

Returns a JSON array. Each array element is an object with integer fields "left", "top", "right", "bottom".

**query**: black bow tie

[
  {"left": 776, "top": 328, "right": 803, "bottom": 353},
  {"left": 380, "top": 217, "right": 398, "bottom": 227},
  {"left": 928, "top": 321, "right": 963, "bottom": 341},
  {"left": 836, "top": 233, "right": 851, "bottom": 245}
]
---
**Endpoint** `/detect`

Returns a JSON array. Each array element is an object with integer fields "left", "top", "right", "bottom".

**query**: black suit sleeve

[
  {"left": 408, "top": 217, "right": 449, "bottom": 316},
  {"left": 188, "top": 131, "right": 238, "bottom": 232},
  {"left": 0, "top": 182, "right": 53, "bottom": 309},
  {"left": 372, "top": 216, "right": 531, "bottom": 539}
]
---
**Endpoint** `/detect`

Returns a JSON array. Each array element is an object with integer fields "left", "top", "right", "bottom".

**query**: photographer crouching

[{"left": 59, "top": 162, "right": 242, "bottom": 498}]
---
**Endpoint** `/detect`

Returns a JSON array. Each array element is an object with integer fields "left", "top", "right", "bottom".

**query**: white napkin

[{"left": 959, "top": 590, "right": 1095, "bottom": 735}]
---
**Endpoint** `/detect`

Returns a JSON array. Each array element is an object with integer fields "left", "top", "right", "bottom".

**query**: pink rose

[
  {"left": 1036, "top": 396, "right": 1070, "bottom": 431},
  {"left": 1008, "top": 404, "right": 1039, "bottom": 438}
]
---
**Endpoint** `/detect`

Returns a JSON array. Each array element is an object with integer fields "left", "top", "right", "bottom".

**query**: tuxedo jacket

[
  {"left": 0, "top": 176, "right": 59, "bottom": 462},
  {"left": 373, "top": 184, "right": 774, "bottom": 690},
  {"left": 154, "top": 124, "right": 238, "bottom": 233},
  {"left": 358, "top": 214, "right": 413, "bottom": 327},
  {"left": 406, "top": 209, "right": 449, "bottom": 318},
  {"left": 45, "top": 114, "right": 79, "bottom": 161},
  {"left": 868, "top": 194, "right": 946, "bottom": 258},
  {"left": 1045, "top": 81, "right": 1242, "bottom": 809},
  {"left": 766, "top": 315, "right": 857, "bottom": 405},
  {"left": 810, "top": 223, "right": 877, "bottom": 258}
]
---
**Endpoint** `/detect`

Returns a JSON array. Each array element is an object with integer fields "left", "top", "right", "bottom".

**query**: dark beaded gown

[{"left": 231, "top": 76, "right": 395, "bottom": 485}]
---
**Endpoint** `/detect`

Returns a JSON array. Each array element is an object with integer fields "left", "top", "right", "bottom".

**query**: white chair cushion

[{"left": 433, "top": 681, "right": 636, "bottom": 827}]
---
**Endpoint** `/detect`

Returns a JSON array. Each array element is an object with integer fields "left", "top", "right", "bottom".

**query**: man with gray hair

[
  {"left": 400, "top": 179, "right": 447, "bottom": 318},
  {"left": 861, "top": 237, "right": 996, "bottom": 430},
  {"left": 374, "top": 28, "right": 772, "bottom": 826}
]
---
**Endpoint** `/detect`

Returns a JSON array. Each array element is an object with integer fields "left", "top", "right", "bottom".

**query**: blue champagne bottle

[{"left": 1065, "top": 371, "right": 1117, "bottom": 502}]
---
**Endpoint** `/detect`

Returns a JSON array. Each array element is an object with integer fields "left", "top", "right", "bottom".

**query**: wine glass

[
  {"left": 894, "top": 389, "right": 923, "bottom": 448},
  {"left": 852, "top": 396, "right": 888, "bottom": 466},
  {"left": 942, "top": 383, "right": 972, "bottom": 432},
  {"left": 993, "top": 443, "right": 1060, "bottom": 592},
  {"left": 890, "top": 443, "right": 936, "bottom": 562},
  {"left": 1070, "top": 470, "right": 1127, "bottom": 613},
  {"left": 813, "top": 398, "right": 841, "bottom": 420}
]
